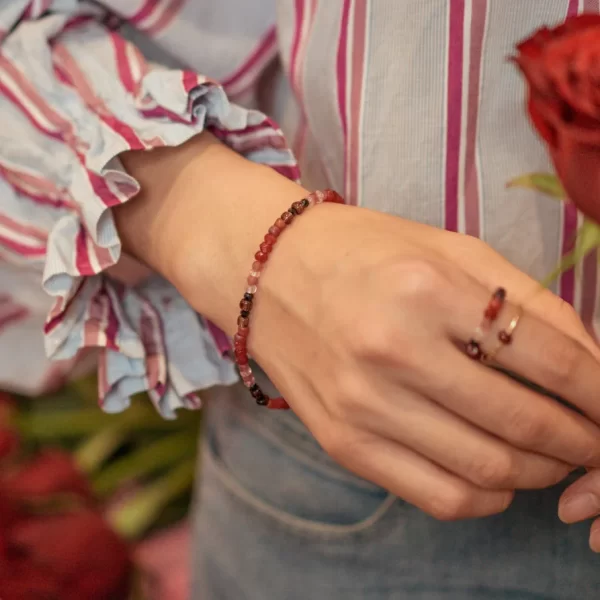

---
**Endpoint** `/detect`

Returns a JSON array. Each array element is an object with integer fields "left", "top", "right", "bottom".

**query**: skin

[{"left": 115, "top": 132, "right": 600, "bottom": 548}]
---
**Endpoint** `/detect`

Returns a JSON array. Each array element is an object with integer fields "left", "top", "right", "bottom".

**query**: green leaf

[
  {"left": 506, "top": 173, "right": 567, "bottom": 200},
  {"left": 542, "top": 219, "right": 600, "bottom": 286}
]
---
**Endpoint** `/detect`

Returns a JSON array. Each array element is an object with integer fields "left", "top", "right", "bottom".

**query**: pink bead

[
  {"left": 247, "top": 274, "right": 259, "bottom": 285},
  {"left": 252, "top": 261, "right": 263, "bottom": 272},
  {"left": 275, "top": 218, "right": 286, "bottom": 229},
  {"left": 242, "top": 375, "right": 256, "bottom": 388},
  {"left": 259, "top": 242, "right": 272, "bottom": 254},
  {"left": 249, "top": 271, "right": 261, "bottom": 279},
  {"left": 246, "top": 285, "right": 258, "bottom": 294},
  {"left": 239, "top": 365, "right": 252, "bottom": 376},
  {"left": 268, "top": 226, "right": 281, "bottom": 237},
  {"left": 264, "top": 233, "right": 277, "bottom": 245}
]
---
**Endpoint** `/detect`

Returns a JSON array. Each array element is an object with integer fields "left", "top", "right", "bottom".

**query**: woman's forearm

[{"left": 115, "top": 132, "right": 309, "bottom": 332}]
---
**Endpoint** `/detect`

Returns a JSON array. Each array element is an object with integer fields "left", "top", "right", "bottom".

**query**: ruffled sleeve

[{"left": 0, "top": 4, "right": 299, "bottom": 417}]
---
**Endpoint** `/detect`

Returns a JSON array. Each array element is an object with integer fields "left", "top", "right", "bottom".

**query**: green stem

[
  {"left": 108, "top": 458, "right": 196, "bottom": 539},
  {"left": 74, "top": 425, "right": 128, "bottom": 474},
  {"left": 92, "top": 432, "right": 196, "bottom": 497}
]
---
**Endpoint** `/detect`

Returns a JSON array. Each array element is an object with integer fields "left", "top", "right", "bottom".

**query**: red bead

[
  {"left": 239, "top": 299, "right": 252, "bottom": 311},
  {"left": 281, "top": 211, "right": 294, "bottom": 224},
  {"left": 252, "top": 261, "right": 263, "bottom": 272},
  {"left": 237, "top": 326, "right": 249, "bottom": 338},
  {"left": 259, "top": 242, "right": 272, "bottom": 254},
  {"left": 275, "top": 218, "right": 286, "bottom": 229},
  {"left": 268, "top": 397, "right": 290, "bottom": 410},
  {"left": 466, "top": 340, "right": 482, "bottom": 359},
  {"left": 498, "top": 330, "right": 512, "bottom": 344},
  {"left": 237, "top": 316, "right": 249, "bottom": 328},
  {"left": 264, "top": 233, "right": 277, "bottom": 245},
  {"left": 484, "top": 307, "right": 498, "bottom": 320},
  {"left": 292, "top": 201, "right": 305, "bottom": 214},
  {"left": 255, "top": 251, "right": 268, "bottom": 263},
  {"left": 236, "top": 354, "right": 249, "bottom": 366},
  {"left": 268, "top": 226, "right": 281, "bottom": 237}
]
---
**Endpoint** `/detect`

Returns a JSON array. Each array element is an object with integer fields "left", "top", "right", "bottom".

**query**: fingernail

[
  {"left": 590, "top": 521, "right": 600, "bottom": 553},
  {"left": 559, "top": 493, "right": 600, "bottom": 523}
]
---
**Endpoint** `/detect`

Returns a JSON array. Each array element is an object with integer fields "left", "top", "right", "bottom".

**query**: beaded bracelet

[
  {"left": 465, "top": 287, "right": 506, "bottom": 360},
  {"left": 233, "top": 189, "right": 344, "bottom": 409}
]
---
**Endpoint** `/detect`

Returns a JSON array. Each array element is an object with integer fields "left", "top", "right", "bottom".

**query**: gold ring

[{"left": 484, "top": 309, "right": 522, "bottom": 363}]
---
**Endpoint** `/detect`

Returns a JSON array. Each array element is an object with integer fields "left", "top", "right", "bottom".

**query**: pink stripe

[
  {"left": 581, "top": 249, "right": 598, "bottom": 338},
  {"left": 129, "top": 0, "right": 161, "bottom": 25},
  {"left": 444, "top": 0, "right": 465, "bottom": 232},
  {"left": 464, "top": 0, "right": 487, "bottom": 236},
  {"left": 0, "top": 214, "right": 47, "bottom": 241},
  {"left": 346, "top": 0, "right": 367, "bottom": 206},
  {"left": 223, "top": 27, "right": 277, "bottom": 89},
  {"left": 0, "top": 306, "right": 29, "bottom": 332},
  {"left": 0, "top": 234, "right": 45, "bottom": 257},
  {"left": 75, "top": 225, "right": 93, "bottom": 275},
  {"left": 110, "top": 32, "right": 137, "bottom": 95},
  {"left": 559, "top": 0, "right": 581, "bottom": 305},
  {"left": 336, "top": 0, "right": 351, "bottom": 145},
  {"left": 206, "top": 320, "right": 231, "bottom": 357},
  {"left": 289, "top": 0, "right": 306, "bottom": 98},
  {"left": 145, "top": 0, "right": 186, "bottom": 36},
  {"left": 182, "top": 71, "right": 200, "bottom": 93}
]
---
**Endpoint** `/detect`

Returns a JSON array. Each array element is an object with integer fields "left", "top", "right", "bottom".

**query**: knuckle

[
  {"left": 506, "top": 406, "right": 548, "bottom": 448},
  {"left": 391, "top": 259, "right": 449, "bottom": 304},
  {"left": 469, "top": 452, "right": 518, "bottom": 489},
  {"left": 541, "top": 337, "right": 581, "bottom": 388}
]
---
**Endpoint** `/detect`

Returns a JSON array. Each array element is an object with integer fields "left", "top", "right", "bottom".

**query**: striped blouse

[{"left": 0, "top": 0, "right": 597, "bottom": 415}]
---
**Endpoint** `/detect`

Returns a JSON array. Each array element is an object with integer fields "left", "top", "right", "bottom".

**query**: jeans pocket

[{"left": 203, "top": 390, "right": 397, "bottom": 537}]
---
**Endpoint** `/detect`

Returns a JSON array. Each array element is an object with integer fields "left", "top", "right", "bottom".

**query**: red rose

[
  {"left": 0, "top": 509, "right": 131, "bottom": 600},
  {"left": 2, "top": 450, "right": 92, "bottom": 501},
  {"left": 514, "top": 14, "right": 600, "bottom": 223}
]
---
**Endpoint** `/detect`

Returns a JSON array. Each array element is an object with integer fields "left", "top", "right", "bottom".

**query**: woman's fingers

[
  {"left": 327, "top": 428, "right": 514, "bottom": 520},
  {"left": 359, "top": 382, "right": 571, "bottom": 490},
  {"left": 409, "top": 345, "right": 600, "bottom": 468},
  {"left": 559, "top": 469, "right": 600, "bottom": 523}
]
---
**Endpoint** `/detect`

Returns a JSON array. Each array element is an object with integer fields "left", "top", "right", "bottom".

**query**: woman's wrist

[{"left": 114, "top": 132, "right": 310, "bottom": 331}]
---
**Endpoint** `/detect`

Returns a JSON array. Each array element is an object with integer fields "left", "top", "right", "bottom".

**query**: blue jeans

[{"left": 192, "top": 380, "right": 599, "bottom": 599}]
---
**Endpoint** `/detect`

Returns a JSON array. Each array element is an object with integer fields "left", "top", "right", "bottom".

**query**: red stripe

[
  {"left": 182, "top": 71, "right": 200, "bottom": 93},
  {"left": 222, "top": 27, "right": 277, "bottom": 89},
  {"left": 0, "top": 233, "right": 45, "bottom": 257},
  {"left": 444, "top": 0, "right": 465, "bottom": 232}
]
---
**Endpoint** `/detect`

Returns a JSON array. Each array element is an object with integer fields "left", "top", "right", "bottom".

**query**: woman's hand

[
  {"left": 117, "top": 134, "right": 600, "bottom": 521},
  {"left": 559, "top": 471, "right": 600, "bottom": 552}
]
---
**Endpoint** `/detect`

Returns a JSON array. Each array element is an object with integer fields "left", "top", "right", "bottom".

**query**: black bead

[
  {"left": 301, "top": 198, "right": 309, "bottom": 208},
  {"left": 250, "top": 384, "right": 259, "bottom": 394},
  {"left": 244, "top": 293, "right": 254, "bottom": 302},
  {"left": 494, "top": 287, "right": 506, "bottom": 300},
  {"left": 256, "top": 395, "right": 269, "bottom": 406},
  {"left": 465, "top": 340, "right": 482, "bottom": 360},
  {"left": 240, "top": 310, "right": 249, "bottom": 318},
  {"left": 290, "top": 205, "right": 298, "bottom": 215},
  {"left": 251, "top": 388, "right": 262, "bottom": 399}
]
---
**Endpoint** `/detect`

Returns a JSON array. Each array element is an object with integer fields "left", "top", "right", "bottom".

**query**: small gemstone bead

[
  {"left": 243, "top": 376, "right": 256, "bottom": 388},
  {"left": 314, "top": 190, "right": 325, "bottom": 204},
  {"left": 301, "top": 198, "right": 310, "bottom": 208},
  {"left": 256, "top": 395, "right": 269, "bottom": 406},
  {"left": 494, "top": 288, "right": 507, "bottom": 300},
  {"left": 240, "top": 310, "right": 249, "bottom": 318},
  {"left": 252, "top": 261, "right": 263, "bottom": 272},
  {"left": 268, "top": 226, "right": 281, "bottom": 237},
  {"left": 247, "top": 274, "right": 259, "bottom": 286},
  {"left": 239, "top": 364, "right": 251, "bottom": 375},
  {"left": 246, "top": 285, "right": 258, "bottom": 294},
  {"left": 250, "top": 384, "right": 259, "bottom": 394},
  {"left": 237, "top": 316, "right": 249, "bottom": 328},
  {"left": 498, "top": 330, "right": 512, "bottom": 344},
  {"left": 259, "top": 242, "right": 272, "bottom": 254},
  {"left": 268, "top": 397, "right": 290, "bottom": 410},
  {"left": 264, "top": 233, "right": 277, "bottom": 245},
  {"left": 292, "top": 201, "right": 305, "bottom": 214},
  {"left": 236, "top": 354, "right": 249, "bottom": 366},
  {"left": 254, "top": 251, "right": 268, "bottom": 263},
  {"left": 465, "top": 340, "right": 482, "bottom": 359},
  {"left": 244, "top": 292, "right": 254, "bottom": 302},
  {"left": 281, "top": 211, "right": 294, "bottom": 224},
  {"left": 290, "top": 206, "right": 298, "bottom": 215},
  {"left": 237, "top": 325, "right": 249, "bottom": 337},
  {"left": 239, "top": 299, "right": 252, "bottom": 312},
  {"left": 251, "top": 387, "right": 262, "bottom": 399},
  {"left": 275, "top": 218, "right": 286, "bottom": 229}
]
